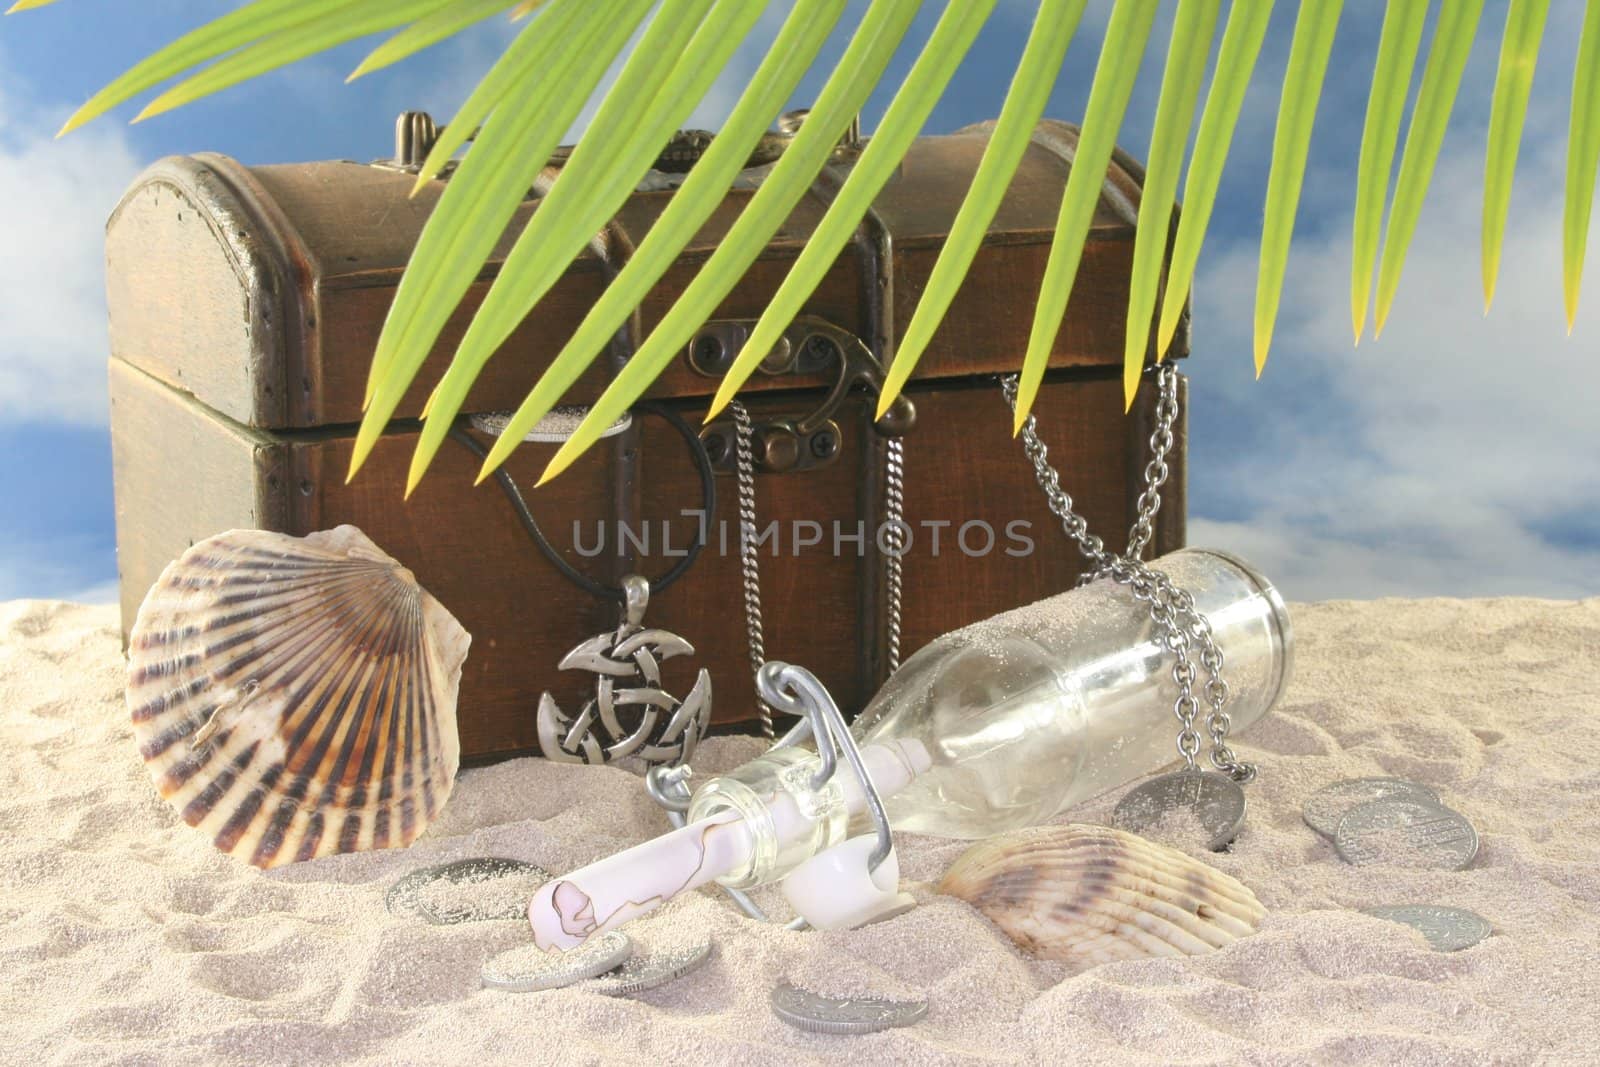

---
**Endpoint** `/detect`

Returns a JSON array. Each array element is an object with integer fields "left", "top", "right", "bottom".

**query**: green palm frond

[
  {"left": 402, "top": 0, "right": 774, "bottom": 494},
  {"left": 477, "top": 0, "right": 850, "bottom": 481},
  {"left": 700, "top": 0, "right": 998, "bottom": 425},
  {"left": 1567, "top": 2, "right": 1600, "bottom": 331},
  {"left": 1482, "top": 0, "right": 1551, "bottom": 312},
  {"left": 1255, "top": 0, "right": 1341, "bottom": 377},
  {"left": 1156, "top": 0, "right": 1274, "bottom": 360},
  {"left": 21, "top": 0, "right": 1600, "bottom": 489},
  {"left": 1013, "top": 0, "right": 1160, "bottom": 430},
  {"left": 348, "top": 0, "right": 635, "bottom": 480},
  {"left": 532, "top": 0, "right": 924, "bottom": 485},
  {"left": 350, "top": 0, "right": 528, "bottom": 81},
  {"left": 1122, "top": 0, "right": 1221, "bottom": 409},
  {"left": 1351, "top": 0, "right": 1428, "bottom": 343},
  {"left": 1372, "top": 0, "right": 1486, "bottom": 338},
  {"left": 877, "top": 0, "right": 1090, "bottom": 421}
]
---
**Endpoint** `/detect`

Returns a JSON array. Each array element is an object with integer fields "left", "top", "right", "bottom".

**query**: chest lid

[{"left": 105, "top": 116, "right": 1182, "bottom": 432}]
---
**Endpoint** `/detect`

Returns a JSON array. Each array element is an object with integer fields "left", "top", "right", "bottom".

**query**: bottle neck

[{"left": 686, "top": 739, "right": 930, "bottom": 889}]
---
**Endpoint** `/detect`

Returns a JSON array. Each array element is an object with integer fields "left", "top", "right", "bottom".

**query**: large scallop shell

[
  {"left": 937, "top": 824, "right": 1265, "bottom": 971},
  {"left": 126, "top": 526, "right": 470, "bottom": 868}
]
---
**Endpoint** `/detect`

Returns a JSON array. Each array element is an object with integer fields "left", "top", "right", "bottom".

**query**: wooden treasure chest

[{"left": 106, "top": 114, "right": 1189, "bottom": 763}]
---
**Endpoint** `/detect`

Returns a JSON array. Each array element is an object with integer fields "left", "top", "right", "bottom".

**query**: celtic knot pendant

[{"left": 536, "top": 575, "right": 712, "bottom": 767}]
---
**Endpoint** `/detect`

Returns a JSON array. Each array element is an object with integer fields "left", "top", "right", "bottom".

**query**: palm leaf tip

[
  {"left": 1564, "top": 0, "right": 1600, "bottom": 333},
  {"left": 398, "top": 0, "right": 754, "bottom": 490},
  {"left": 1014, "top": 0, "right": 1161, "bottom": 433},
  {"left": 1121, "top": 0, "right": 1222, "bottom": 412},
  {"left": 1373, "top": 0, "right": 1487, "bottom": 337},
  {"left": 481, "top": 0, "right": 850, "bottom": 472},
  {"left": 404, "top": 455, "right": 429, "bottom": 499},
  {"left": 1350, "top": 0, "right": 1427, "bottom": 346},
  {"left": 55, "top": 110, "right": 88, "bottom": 140},
  {"left": 701, "top": 0, "right": 999, "bottom": 426},
  {"left": 875, "top": 0, "right": 1090, "bottom": 423},
  {"left": 1157, "top": 0, "right": 1275, "bottom": 362},
  {"left": 537, "top": 428, "right": 594, "bottom": 486},
  {"left": 523, "top": 0, "right": 923, "bottom": 487},
  {"left": 1483, "top": 0, "right": 1553, "bottom": 313},
  {"left": 1255, "top": 0, "right": 1343, "bottom": 378}
]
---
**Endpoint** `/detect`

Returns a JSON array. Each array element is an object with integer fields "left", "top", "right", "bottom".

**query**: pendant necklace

[
  {"left": 453, "top": 403, "right": 717, "bottom": 768},
  {"left": 1001, "top": 364, "right": 1257, "bottom": 848}
]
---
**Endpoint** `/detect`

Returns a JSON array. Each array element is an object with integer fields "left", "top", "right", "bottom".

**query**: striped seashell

[
  {"left": 126, "top": 526, "right": 470, "bottom": 868},
  {"left": 937, "top": 824, "right": 1265, "bottom": 971}
]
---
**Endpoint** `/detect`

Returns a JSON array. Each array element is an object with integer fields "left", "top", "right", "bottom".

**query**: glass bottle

[
  {"left": 529, "top": 549, "right": 1292, "bottom": 949},
  {"left": 854, "top": 546, "right": 1292, "bottom": 836}
]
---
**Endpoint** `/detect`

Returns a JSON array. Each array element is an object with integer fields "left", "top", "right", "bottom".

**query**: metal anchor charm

[{"left": 536, "top": 575, "right": 712, "bottom": 767}]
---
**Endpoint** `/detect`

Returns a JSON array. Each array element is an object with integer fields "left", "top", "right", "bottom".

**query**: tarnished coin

[
  {"left": 588, "top": 939, "right": 713, "bottom": 996},
  {"left": 385, "top": 858, "right": 551, "bottom": 924},
  {"left": 1303, "top": 777, "right": 1440, "bottom": 838},
  {"left": 769, "top": 981, "right": 928, "bottom": 1035},
  {"left": 481, "top": 931, "right": 633, "bottom": 993},
  {"left": 1334, "top": 799, "right": 1479, "bottom": 870},
  {"left": 1113, "top": 770, "right": 1247, "bottom": 851},
  {"left": 1362, "top": 905, "right": 1493, "bottom": 952}
]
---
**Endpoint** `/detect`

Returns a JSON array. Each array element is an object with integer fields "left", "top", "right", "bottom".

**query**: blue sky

[{"left": 0, "top": 0, "right": 1595, "bottom": 604}]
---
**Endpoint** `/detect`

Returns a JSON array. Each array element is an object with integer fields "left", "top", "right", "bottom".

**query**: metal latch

[{"left": 693, "top": 317, "right": 917, "bottom": 476}]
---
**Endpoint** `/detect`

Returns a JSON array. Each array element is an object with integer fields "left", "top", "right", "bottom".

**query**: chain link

[
  {"left": 1002, "top": 365, "right": 1255, "bottom": 783},
  {"left": 883, "top": 437, "right": 906, "bottom": 674},
  {"left": 729, "top": 401, "right": 775, "bottom": 739},
  {"left": 1127, "top": 364, "right": 1181, "bottom": 560}
]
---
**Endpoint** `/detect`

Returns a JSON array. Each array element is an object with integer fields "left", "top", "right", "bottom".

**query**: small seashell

[
  {"left": 937, "top": 824, "right": 1265, "bottom": 971},
  {"left": 126, "top": 526, "right": 470, "bottom": 868}
]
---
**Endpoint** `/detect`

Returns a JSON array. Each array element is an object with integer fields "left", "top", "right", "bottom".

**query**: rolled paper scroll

[{"left": 529, "top": 740, "right": 928, "bottom": 950}]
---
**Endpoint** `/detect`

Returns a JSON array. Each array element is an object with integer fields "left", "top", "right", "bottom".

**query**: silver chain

[
  {"left": 1127, "top": 362, "right": 1180, "bottom": 560},
  {"left": 729, "top": 401, "right": 775, "bottom": 739},
  {"left": 1001, "top": 365, "right": 1254, "bottom": 783},
  {"left": 728, "top": 404, "right": 908, "bottom": 735},
  {"left": 882, "top": 437, "right": 906, "bottom": 674}
]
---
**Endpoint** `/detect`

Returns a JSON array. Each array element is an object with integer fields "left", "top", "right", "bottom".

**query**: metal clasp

[
  {"left": 760, "top": 663, "right": 894, "bottom": 876},
  {"left": 694, "top": 316, "right": 917, "bottom": 476},
  {"left": 643, "top": 661, "right": 894, "bottom": 930}
]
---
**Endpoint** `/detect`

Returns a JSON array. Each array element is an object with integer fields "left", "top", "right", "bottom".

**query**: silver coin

[
  {"left": 481, "top": 931, "right": 633, "bottom": 993},
  {"left": 1303, "top": 777, "right": 1440, "bottom": 838},
  {"left": 1362, "top": 905, "right": 1493, "bottom": 952},
  {"left": 1112, "top": 770, "right": 1247, "bottom": 850},
  {"left": 1334, "top": 799, "right": 1479, "bottom": 870},
  {"left": 769, "top": 981, "right": 928, "bottom": 1035},
  {"left": 588, "top": 938, "right": 713, "bottom": 996},
  {"left": 385, "top": 858, "right": 551, "bottom": 924}
]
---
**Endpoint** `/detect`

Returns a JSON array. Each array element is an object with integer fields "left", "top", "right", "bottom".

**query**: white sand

[{"left": 2, "top": 596, "right": 1597, "bottom": 1065}]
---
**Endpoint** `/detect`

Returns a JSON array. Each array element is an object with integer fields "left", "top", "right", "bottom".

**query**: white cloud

[
  {"left": 1188, "top": 109, "right": 1600, "bottom": 601},
  {"left": 0, "top": 77, "right": 142, "bottom": 427}
]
